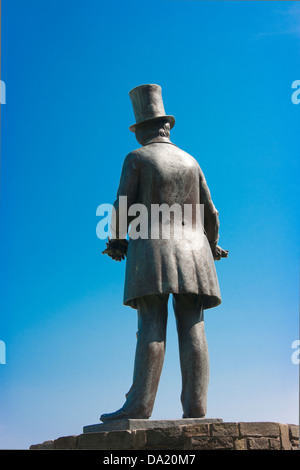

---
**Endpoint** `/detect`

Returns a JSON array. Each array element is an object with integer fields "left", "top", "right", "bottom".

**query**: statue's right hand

[
  {"left": 102, "top": 237, "right": 128, "bottom": 262},
  {"left": 212, "top": 245, "right": 229, "bottom": 261}
]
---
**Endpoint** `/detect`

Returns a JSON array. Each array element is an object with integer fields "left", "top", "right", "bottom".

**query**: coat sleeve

[
  {"left": 111, "top": 152, "right": 140, "bottom": 239},
  {"left": 199, "top": 166, "right": 220, "bottom": 247}
]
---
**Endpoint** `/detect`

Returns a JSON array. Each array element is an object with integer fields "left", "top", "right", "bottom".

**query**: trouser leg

[
  {"left": 173, "top": 294, "right": 209, "bottom": 418},
  {"left": 100, "top": 294, "right": 169, "bottom": 421},
  {"left": 123, "top": 294, "right": 169, "bottom": 417}
]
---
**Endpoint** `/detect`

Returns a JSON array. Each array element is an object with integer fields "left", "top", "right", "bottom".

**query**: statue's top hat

[{"left": 128, "top": 84, "right": 175, "bottom": 132}]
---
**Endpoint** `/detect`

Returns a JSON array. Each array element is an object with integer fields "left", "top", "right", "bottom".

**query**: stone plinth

[
  {"left": 83, "top": 418, "right": 222, "bottom": 433},
  {"left": 30, "top": 421, "right": 299, "bottom": 450}
]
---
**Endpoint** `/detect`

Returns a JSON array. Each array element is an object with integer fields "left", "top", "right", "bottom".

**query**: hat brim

[{"left": 129, "top": 115, "right": 175, "bottom": 133}]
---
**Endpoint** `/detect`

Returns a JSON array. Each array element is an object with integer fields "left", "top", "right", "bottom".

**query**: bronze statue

[{"left": 101, "top": 84, "right": 228, "bottom": 421}]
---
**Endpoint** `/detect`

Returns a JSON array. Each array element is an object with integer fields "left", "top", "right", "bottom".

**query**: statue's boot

[
  {"left": 100, "top": 407, "right": 148, "bottom": 422},
  {"left": 173, "top": 294, "right": 209, "bottom": 419},
  {"left": 100, "top": 294, "right": 169, "bottom": 422}
]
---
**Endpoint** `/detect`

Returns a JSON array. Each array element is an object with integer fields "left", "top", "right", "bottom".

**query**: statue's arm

[
  {"left": 103, "top": 153, "right": 139, "bottom": 261},
  {"left": 199, "top": 167, "right": 228, "bottom": 261},
  {"left": 112, "top": 152, "right": 139, "bottom": 237}
]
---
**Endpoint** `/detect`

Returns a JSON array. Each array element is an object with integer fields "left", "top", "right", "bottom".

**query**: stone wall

[{"left": 30, "top": 422, "right": 299, "bottom": 450}]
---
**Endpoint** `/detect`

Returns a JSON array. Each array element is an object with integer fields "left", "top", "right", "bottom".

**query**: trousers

[{"left": 122, "top": 293, "right": 209, "bottom": 418}]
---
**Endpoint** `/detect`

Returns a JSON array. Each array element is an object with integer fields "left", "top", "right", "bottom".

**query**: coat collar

[{"left": 143, "top": 137, "right": 177, "bottom": 147}]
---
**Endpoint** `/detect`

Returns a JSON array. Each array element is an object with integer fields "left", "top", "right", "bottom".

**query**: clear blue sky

[{"left": 0, "top": 0, "right": 299, "bottom": 449}]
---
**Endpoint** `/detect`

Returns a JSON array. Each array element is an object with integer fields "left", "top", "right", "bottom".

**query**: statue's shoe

[
  {"left": 182, "top": 413, "right": 205, "bottom": 419},
  {"left": 100, "top": 407, "right": 149, "bottom": 422}
]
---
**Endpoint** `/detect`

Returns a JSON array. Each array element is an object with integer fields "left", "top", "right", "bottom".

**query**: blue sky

[{"left": 0, "top": 0, "right": 299, "bottom": 449}]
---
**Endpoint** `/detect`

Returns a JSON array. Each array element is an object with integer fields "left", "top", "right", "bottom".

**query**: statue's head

[
  {"left": 135, "top": 118, "right": 171, "bottom": 146},
  {"left": 128, "top": 84, "right": 175, "bottom": 138}
]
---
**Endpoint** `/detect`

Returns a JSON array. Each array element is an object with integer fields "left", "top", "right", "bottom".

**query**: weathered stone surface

[
  {"left": 234, "top": 438, "right": 247, "bottom": 450},
  {"left": 212, "top": 422, "right": 239, "bottom": 437},
  {"left": 77, "top": 430, "right": 135, "bottom": 450},
  {"left": 186, "top": 437, "right": 234, "bottom": 450},
  {"left": 30, "top": 440, "right": 54, "bottom": 450},
  {"left": 269, "top": 438, "right": 281, "bottom": 450},
  {"left": 291, "top": 440, "right": 299, "bottom": 449},
  {"left": 30, "top": 422, "right": 299, "bottom": 451},
  {"left": 83, "top": 418, "right": 222, "bottom": 433},
  {"left": 144, "top": 426, "right": 184, "bottom": 449},
  {"left": 280, "top": 424, "right": 292, "bottom": 450},
  {"left": 53, "top": 435, "right": 78, "bottom": 450},
  {"left": 104, "top": 430, "right": 134, "bottom": 450},
  {"left": 183, "top": 423, "right": 210, "bottom": 438},
  {"left": 131, "top": 429, "right": 146, "bottom": 449},
  {"left": 290, "top": 424, "right": 299, "bottom": 439},
  {"left": 247, "top": 437, "right": 270, "bottom": 450},
  {"left": 240, "top": 422, "right": 280, "bottom": 438},
  {"left": 77, "top": 432, "right": 109, "bottom": 450}
]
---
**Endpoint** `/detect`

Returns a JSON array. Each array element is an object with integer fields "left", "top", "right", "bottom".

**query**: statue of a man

[{"left": 101, "top": 84, "right": 228, "bottom": 421}]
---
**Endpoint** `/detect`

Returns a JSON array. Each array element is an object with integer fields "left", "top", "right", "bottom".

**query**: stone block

[
  {"left": 183, "top": 423, "right": 210, "bottom": 438},
  {"left": 291, "top": 440, "right": 299, "bottom": 450},
  {"left": 269, "top": 438, "right": 281, "bottom": 450},
  {"left": 53, "top": 435, "right": 78, "bottom": 450},
  {"left": 77, "top": 432, "right": 109, "bottom": 450},
  {"left": 239, "top": 422, "right": 280, "bottom": 438},
  {"left": 186, "top": 436, "right": 234, "bottom": 450},
  {"left": 247, "top": 437, "right": 270, "bottom": 450},
  {"left": 105, "top": 430, "right": 134, "bottom": 449},
  {"left": 289, "top": 425, "right": 299, "bottom": 440},
  {"left": 144, "top": 426, "right": 184, "bottom": 449},
  {"left": 280, "top": 424, "right": 291, "bottom": 450},
  {"left": 211, "top": 422, "right": 239, "bottom": 437},
  {"left": 77, "top": 430, "right": 135, "bottom": 450},
  {"left": 30, "top": 440, "right": 54, "bottom": 450},
  {"left": 234, "top": 438, "right": 247, "bottom": 450}
]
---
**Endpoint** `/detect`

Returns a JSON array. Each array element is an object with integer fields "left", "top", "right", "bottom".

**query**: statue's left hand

[
  {"left": 102, "top": 237, "right": 128, "bottom": 262},
  {"left": 213, "top": 245, "right": 229, "bottom": 261}
]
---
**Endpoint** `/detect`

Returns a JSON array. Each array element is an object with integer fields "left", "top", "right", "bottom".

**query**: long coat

[{"left": 112, "top": 139, "right": 222, "bottom": 310}]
